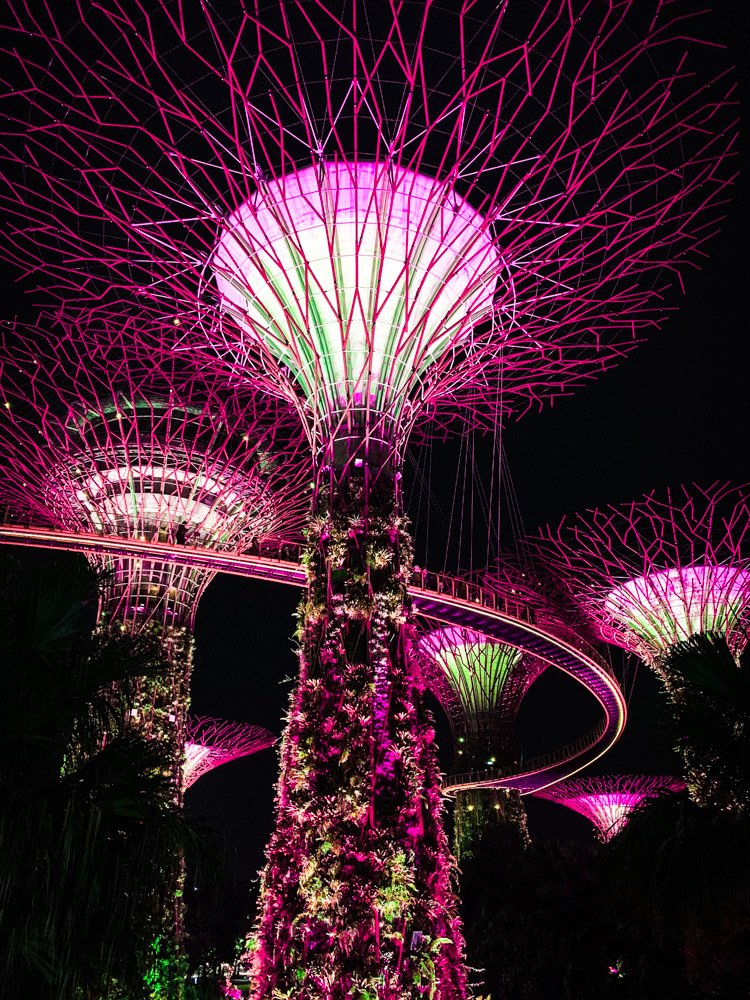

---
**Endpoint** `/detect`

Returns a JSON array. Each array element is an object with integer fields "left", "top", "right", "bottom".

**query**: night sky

[{"left": 2, "top": 0, "right": 748, "bottom": 888}]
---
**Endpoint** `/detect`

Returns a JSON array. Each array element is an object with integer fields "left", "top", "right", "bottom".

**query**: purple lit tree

[
  {"left": 533, "top": 483, "right": 750, "bottom": 681},
  {"left": 532, "top": 483, "right": 750, "bottom": 810},
  {"left": 0, "top": 319, "right": 308, "bottom": 995},
  {"left": 416, "top": 624, "right": 544, "bottom": 859},
  {"left": 184, "top": 716, "right": 275, "bottom": 791},
  {"left": 0, "top": 3, "right": 737, "bottom": 998},
  {"left": 534, "top": 774, "right": 685, "bottom": 842},
  {"left": 0, "top": 320, "right": 307, "bottom": 769}
]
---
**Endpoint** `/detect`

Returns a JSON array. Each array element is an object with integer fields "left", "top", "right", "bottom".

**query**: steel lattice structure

[
  {"left": 0, "top": 1, "right": 736, "bottom": 449},
  {"left": 184, "top": 716, "right": 276, "bottom": 790},
  {"left": 478, "top": 558, "right": 600, "bottom": 649},
  {"left": 534, "top": 774, "right": 685, "bottom": 841},
  {"left": 0, "top": 3, "right": 737, "bottom": 998},
  {"left": 533, "top": 483, "right": 750, "bottom": 672},
  {"left": 0, "top": 319, "right": 309, "bottom": 637}
]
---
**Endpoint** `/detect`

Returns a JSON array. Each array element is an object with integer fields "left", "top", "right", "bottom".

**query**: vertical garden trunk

[
  {"left": 101, "top": 612, "right": 192, "bottom": 1000},
  {"left": 250, "top": 449, "right": 468, "bottom": 1000},
  {"left": 453, "top": 787, "right": 530, "bottom": 863}
]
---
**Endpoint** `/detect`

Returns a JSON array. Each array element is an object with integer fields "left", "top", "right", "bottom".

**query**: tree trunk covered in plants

[
  {"left": 453, "top": 787, "right": 530, "bottom": 863},
  {"left": 100, "top": 616, "right": 193, "bottom": 1000},
  {"left": 249, "top": 467, "right": 468, "bottom": 1000}
]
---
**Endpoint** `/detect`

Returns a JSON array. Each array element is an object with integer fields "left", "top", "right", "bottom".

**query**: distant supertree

[
  {"left": 0, "top": 319, "right": 306, "bottom": 755},
  {"left": 417, "top": 624, "right": 544, "bottom": 859},
  {"left": 534, "top": 484, "right": 750, "bottom": 680},
  {"left": 184, "top": 716, "right": 275, "bottom": 790},
  {"left": 0, "top": 3, "right": 736, "bottom": 998},
  {"left": 0, "top": 319, "right": 308, "bottom": 995},
  {"left": 534, "top": 775, "right": 685, "bottom": 841}
]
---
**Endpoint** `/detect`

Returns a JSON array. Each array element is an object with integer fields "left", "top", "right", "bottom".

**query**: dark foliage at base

[
  {"left": 0, "top": 552, "right": 206, "bottom": 1000},
  {"left": 460, "top": 794, "right": 750, "bottom": 999}
]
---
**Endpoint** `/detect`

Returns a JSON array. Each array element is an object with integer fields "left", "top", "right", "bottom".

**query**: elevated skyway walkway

[{"left": 0, "top": 522, "right": 626, "bottom": 794}]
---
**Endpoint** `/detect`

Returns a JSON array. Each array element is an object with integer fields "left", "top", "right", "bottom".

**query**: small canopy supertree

[
  {"left": 0, "top": 317, "right": 309, "bottom": 759},
  {"left": 532, "top": 483, "right": 750, "bottom": 812},
  {"left": 417, "top": 624, "right": 544, "bottom": 858},
  {"left": 534, "top": 775, "right": 685, "bottom": 842},
  {"left": 0, "top": 4, "right": 737, "bottom": 998},
  {"left": 0, "top": 317, "right": 308, "bottom": 994},
  {"left": 183, "top": 716, "right": 276, "bottom": 790},
  {"left": 533, "top": 483, "right": 750, "bottom": 680}
]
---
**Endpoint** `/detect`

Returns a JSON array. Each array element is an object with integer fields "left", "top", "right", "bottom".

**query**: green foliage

[
  {"left": 0, "top": 552, "right": 205, "bottom": 1000},
  {"left": 661, "top": 632, "right": 750, "bottom": 812}
]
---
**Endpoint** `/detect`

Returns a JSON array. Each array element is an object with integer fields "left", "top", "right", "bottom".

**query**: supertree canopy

[
  {"left": 0, "top": 318, "right": 308, "bottom": 761},
  {"left": 0, "top": 318, "right": 308, "bottom": 995},
  {"left": 0, "top": 1, "right": 736, "bottom": 442},
  {"left": 417, "top": 624, "right": 544, "bottom": 858},
  {"left": 0, "top": 3, "right": 737, "bottom": 999},
  {"left": 183, "top": 716, "right": 276, "bottom": 790},
  {"left": 534, "top": 483, "right": 750, "bottom": 675},
  {"left": 534, "top": 775, "right": 685, "bottom": 842}
]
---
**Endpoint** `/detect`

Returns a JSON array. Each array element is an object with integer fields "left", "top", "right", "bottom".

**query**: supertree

[
  {"left": 416, "top": 623, "right": 543, "bottom": 859},
  {"left": 0, "top": 319, "right": 308, "bottom": 753},
  {"left": 416, "top": 558, "right": 614, "bottom": 860},
  {"left": 184, "top": 716, "right": 276, "bottom": 790},
  {"left": 532, "top": 482, "right": 750, "bottom": 811},
  {"left": 533, "top": 483, "right": 750, "bottom": 680},
  {"left": 534, "top": 774, "right": 685, "bottom": 841},
  {"left": 0, "top": 3, "right": 737, "bottom": 998},
  {"left": 0, "top": 318, "right": 308, "bottom": 996}
]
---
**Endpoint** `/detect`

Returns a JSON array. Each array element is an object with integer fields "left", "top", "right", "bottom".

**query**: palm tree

[
  {"left": 660, "top": 632, "right": 750, "bottom": 813},
  {"left": 0, "top": 551, "right": 206, "bottom": 1000}
]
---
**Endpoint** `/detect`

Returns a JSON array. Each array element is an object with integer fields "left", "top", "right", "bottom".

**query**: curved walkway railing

[{"left": 0, "top": 521, "right": 626, "bottom": 793}]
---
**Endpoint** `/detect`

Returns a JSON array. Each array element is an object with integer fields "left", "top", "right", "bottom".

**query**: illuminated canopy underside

[
  {"left": 183, "top": 717, "right": 275, "bottom": 789},
  {"left": 558, "top": 792, "right": 645, "bottom": 841},
  {"left": 419, "top": 626, "right": 523, "bottom": 724},
  {"left": 535, "top": 775, "right": 684, "bottom": 841},
  {"left": 604, "top": 564, "right": 750, "bottom": 661},
  {"left": 213, "top": 161, "right": 499, "bottom": 426},
  {"left": 57, "top": 402, "right": 284, "bottom": 628}
]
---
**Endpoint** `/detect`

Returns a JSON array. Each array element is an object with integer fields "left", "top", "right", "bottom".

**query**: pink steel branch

[
  {"left": 184, "top": 716, "right": 276, "bottom": 790},
  {"left": 533, "top": 483, "right": 750, "bottom": 668},
  {"left": 0, "top": 318, "right": 310, "bottom": 633},
  {"left": 0, "top": 1, "right": 737, "bottom": 447},
  {"left": 534, "top": 774, "right": 685, "bottom": 841}
]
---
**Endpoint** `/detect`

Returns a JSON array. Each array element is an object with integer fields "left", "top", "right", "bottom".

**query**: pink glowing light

[
  {"left": 183, "top": 716, "right": 275, "bottom": 790},
  {"left": 0, "top": 318, "right": 310, "bottom": 632},
  {"left": 604, "top": 565, "right": 750, "bottom": 660},
  {"left": 213, "top": 161, "right": 499, "bottom": 428},
  {"left": 534, "top": 775, "right": 685, "bottom": 841},
  {"left": 533, "top": 484, "right": 750, "bottom": 666},
  {"left": 0, "top": 1, "right": 736, "bottom": 454}
]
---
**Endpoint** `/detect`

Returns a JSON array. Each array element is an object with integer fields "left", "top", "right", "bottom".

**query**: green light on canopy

[
  {"left": 212, "top": 161, "right": 499, "bottom": 428},
  {"left": 604, "top": 564, "right": 750, "bottom": 660},
  {"left": 419, "top": 625, "right": 522, "bottom": 721}
]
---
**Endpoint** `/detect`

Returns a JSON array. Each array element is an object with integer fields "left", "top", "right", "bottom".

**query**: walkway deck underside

[{"left": 0, "top": 524, "right": 626, "bottom": 793}]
